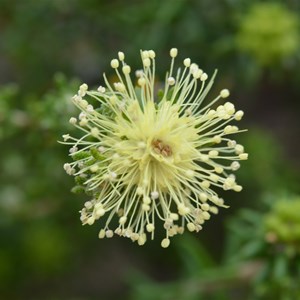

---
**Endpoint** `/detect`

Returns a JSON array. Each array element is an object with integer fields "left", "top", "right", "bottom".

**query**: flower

[
  {"left": 264, "top": 196, "right": 300, "bottom": 247},
  {"left": 236, "top": 3, "right": 299, "bottom": 66},
  {"left": 61, "top": 48, "right": 248, "bottom": 247}
]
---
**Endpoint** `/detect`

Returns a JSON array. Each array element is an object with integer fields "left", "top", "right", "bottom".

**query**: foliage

[
  {"left": 128, "top": 195, "right": 300, "bottom": 300},
  {"left": 226, "top": 194, "right": 300, "bottom": 299},
  {"left": 0, "top": 75, "right": 85, "bottom": 296},
  {"left": 0, "top": 0, "right": 300, "bottom": 299}
]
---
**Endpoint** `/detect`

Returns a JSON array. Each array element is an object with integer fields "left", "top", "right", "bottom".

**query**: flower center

[{"left": 151, "top": 139, "right": 172, "bottom": 157}]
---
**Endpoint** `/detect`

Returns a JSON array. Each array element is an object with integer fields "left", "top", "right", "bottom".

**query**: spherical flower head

[
  {"left": 236, "top": 3, "right": 299, "bottom": 66},
  {"left": 61, "top": 48, "right": 248, "bottom": 247},
  {"left": 264, "top": 196, "right": 300, "bottom": 249}
]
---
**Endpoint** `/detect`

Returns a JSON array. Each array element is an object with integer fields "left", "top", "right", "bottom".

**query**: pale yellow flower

[{"left": 62, "top": 48, "right": 248, "bottom": 248}]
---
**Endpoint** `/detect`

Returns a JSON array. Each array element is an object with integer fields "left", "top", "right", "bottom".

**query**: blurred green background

[{"left": 1, "top": 0, "right": 300, "bottom": 299}]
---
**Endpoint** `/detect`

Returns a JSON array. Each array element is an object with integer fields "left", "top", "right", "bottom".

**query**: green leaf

[
  {"left": 75, "top": 176, "right": 86, "bottom": 185},
  {"left": 273, "top": 254, "right": 288, "bottom": 280},
  {"left": 156, "top": 89, "right": 164, "bottom": 102},
  {"left": 71, "top": 185, "right": 85, "bottom": 194},
  {"left": 175, "top": 233, "right": 216, "bottom": 276},
  {"left": 71, "top": 151, "right": 90, "bottom": 161},
  {"left": 90, "top": 147, "right": 105, "bottom": 160}
]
